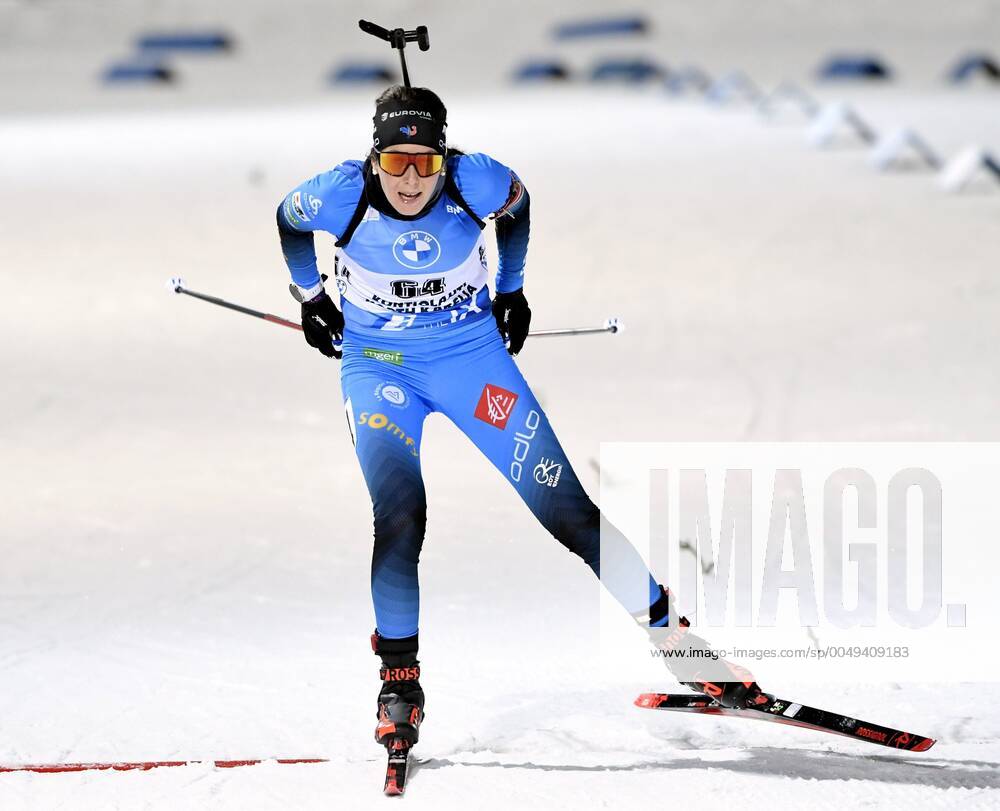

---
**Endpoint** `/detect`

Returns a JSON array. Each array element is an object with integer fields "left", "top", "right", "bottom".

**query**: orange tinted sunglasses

[{"left": 376, "top": 151, "right": 444, "bottom": 177}]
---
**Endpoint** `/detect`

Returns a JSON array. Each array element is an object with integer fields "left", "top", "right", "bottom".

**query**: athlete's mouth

[{"left": 398, "top": 191, "right": 421, "bottom": 203}]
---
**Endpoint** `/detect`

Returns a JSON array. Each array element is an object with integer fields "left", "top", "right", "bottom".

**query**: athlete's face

[{"left": 373, "top": 144, "right": 442, "bottom": 216}]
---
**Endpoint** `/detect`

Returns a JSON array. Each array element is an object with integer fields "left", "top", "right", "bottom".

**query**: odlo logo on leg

[{"left": 511, "top": 409, "right": 541, "bottom": 482}]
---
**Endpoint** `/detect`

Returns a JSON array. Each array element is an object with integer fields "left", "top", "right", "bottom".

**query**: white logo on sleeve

[{"left": 292, "top": 191, "right": 310, "bottom": 222}]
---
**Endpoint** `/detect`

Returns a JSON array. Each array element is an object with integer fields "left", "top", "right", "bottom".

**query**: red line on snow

[{"left": 0, "top": 759, "right": 328, "bottom": 774}]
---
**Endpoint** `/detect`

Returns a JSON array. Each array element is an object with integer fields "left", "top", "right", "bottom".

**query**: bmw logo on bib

[{"left": 393, "top": 230, "right": 441, "bottom": 270}]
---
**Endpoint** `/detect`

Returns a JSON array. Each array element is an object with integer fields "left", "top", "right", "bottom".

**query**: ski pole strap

[
  {"left": 335, "top": 169, "right": 373, "bottom": 248},
  {"left": 444, "top": 171, "right": 485, "bottom": 230}
]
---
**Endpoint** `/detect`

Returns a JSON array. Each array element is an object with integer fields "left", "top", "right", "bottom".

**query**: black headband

[{"left": 373, "top": 100, "right": 447, "bottom": 154}]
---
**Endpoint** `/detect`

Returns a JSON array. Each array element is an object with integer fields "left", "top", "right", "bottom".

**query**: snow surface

[{"left": 3, "top": 3, "right": 1000, "bottom": 808}]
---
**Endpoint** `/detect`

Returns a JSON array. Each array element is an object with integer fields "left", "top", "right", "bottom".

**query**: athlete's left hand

[{"left": 492, "top": 288, "right": 531, "bottom": 355}]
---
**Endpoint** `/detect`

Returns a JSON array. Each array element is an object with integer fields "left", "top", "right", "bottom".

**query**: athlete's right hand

[{"left": 301, "top": 290, "right": 344, "bottom": 359}]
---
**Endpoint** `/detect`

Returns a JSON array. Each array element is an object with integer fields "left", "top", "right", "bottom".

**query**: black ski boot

[
  {"left": 371, "top": 631, "right": 424, "bottom": 795},
  {"left": 637, "top": 585, "right": 772, "bottom": 710}
]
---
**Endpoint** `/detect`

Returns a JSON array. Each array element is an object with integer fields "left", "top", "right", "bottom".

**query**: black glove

[
  {"left": 492, "top": 288, "right": 531, "bottom": 355},
  {"left": 301, "top": 290, "right": 344, "bottom": 359}
]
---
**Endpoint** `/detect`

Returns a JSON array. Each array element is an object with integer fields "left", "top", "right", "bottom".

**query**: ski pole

[
  {"left": 528, "top": 318, "right": 623, "bottom": 337},
  {"left": 168, "top": 278, "right": 624, "bottom": 340},
  {"left": 168, "top": 277, "right": 302, "bottom": 332}
]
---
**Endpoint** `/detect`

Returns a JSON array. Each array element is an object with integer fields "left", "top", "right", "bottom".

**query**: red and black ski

[
  {"left": 635, "top": 693, "right": 936, "bottom": 752},
  {"left": 383, "top": 738, "right": 412, "bottom": 796}
]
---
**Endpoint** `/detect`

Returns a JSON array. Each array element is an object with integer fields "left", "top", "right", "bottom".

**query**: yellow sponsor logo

[{"left": 358, "top": 412, "right": 418, "bottom": 457}]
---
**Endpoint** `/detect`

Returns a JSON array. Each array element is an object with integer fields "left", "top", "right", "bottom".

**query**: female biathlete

[{"left": 276, "top": 85, "right": 769, "bottom": 769}]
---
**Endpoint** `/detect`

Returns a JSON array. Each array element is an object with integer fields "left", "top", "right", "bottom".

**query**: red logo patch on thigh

[{"left": 474, "top": 384, "right": 519, "bottom": 430}]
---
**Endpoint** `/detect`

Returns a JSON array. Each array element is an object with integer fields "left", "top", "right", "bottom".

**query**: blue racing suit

[{"left": 278, "top": 153, "right": 660, "bottom": 638}]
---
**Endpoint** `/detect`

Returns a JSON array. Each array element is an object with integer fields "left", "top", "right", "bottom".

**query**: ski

[
  {"left": 635, "top": 693, "right": 936, "bottom": 752},
  {"left": 383, "top": 738, "right": 412, "bottom": 795}
]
